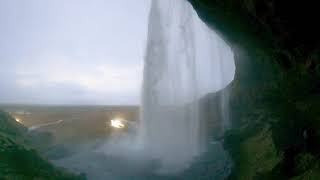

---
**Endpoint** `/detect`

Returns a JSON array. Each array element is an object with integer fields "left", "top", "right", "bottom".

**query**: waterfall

[{"left": 141, "top": 0, "right": 235, "bottom": 173}]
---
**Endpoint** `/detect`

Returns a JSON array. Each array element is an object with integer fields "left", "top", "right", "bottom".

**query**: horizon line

[{"left": 0, "top": 102, "right": 140, "bottom": 107}]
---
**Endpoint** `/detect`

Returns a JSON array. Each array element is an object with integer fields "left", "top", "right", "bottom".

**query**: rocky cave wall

[{"left": 189, "top": 0, "right": 320, "bottom": 179}]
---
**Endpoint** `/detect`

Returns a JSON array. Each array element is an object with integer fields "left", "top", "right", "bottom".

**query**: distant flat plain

[{"left": 0, "top": 104, "right": 139, "bottom": 144}]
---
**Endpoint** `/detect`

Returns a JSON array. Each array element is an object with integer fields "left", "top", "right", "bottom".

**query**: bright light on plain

[
  {"left": 110, "top": 119, "right": 125, "bottom": 129},
  {"left": 15, "top": 117, "right": 21, "bottom": 123}
]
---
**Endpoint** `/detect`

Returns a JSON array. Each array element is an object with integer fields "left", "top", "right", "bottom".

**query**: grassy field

[{"left": 0, "top": 110, "right": 83, "bottom": 179}]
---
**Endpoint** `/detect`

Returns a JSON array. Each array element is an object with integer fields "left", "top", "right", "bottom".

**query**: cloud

[
  {"left": 9, "top": 52, "right": 143, "bottom": 105},
  {"left": 0, "top": 0, "right": 151, "bottom": 105}
]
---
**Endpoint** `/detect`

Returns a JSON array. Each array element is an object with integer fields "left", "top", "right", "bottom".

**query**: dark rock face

[
  {"left": 188, "top": 0, "right": 320, "bottom": 179},
  {"left": 189, "top": 0, "right": 320, "bottom": 54}
]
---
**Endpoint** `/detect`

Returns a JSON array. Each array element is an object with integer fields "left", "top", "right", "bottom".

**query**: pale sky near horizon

[{"left": 0, "top": 0, "right": 151, "bottom": 105}]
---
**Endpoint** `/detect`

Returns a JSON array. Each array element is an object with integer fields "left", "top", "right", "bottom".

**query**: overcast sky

[{"left": 0, "top": 0, "right": 151, "bottom": 105}]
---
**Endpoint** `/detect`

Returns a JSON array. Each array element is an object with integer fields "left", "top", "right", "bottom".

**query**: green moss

[
  {"left": 0, "top": 111, "right": 83, "bottom": 179},
  {"left": 225, "top": 126, "right": 281, "bottom": 180},
  {"left": 293, "top": 163, "right": 320, "bottom": 180},
  {"left": 241, "top": 127, "right": 281, "bottom": 179},
  {"left": 294, "top": 153, "right": 316, "bottom": 174}
]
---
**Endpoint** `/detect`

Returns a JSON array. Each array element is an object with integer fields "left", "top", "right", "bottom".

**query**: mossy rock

[{"left": 0, "top": 111, "right": 83, "bottom": 179}]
